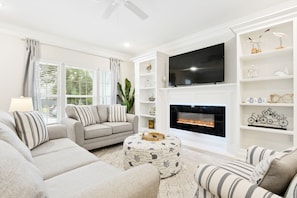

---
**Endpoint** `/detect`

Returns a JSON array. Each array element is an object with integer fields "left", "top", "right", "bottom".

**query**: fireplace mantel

[{"left": 159, "top": 83, "right": 237, "bottom": 156}]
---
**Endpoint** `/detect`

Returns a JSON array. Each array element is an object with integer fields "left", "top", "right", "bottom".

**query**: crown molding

[{"left": 0, "top": 22, "right": 133, "bottom": 60}]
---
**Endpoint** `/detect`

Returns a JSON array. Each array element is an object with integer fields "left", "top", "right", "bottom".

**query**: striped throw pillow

[
  {"left": 13, "top": 111, "right": 49, "bottom": 150},
  {"left": 73, "top": 106, "right": 96, "bottom": 127},
  {"left": 108, "top": 105, "right": 127, "bottom": 122},
  {"left": 246, "top": 145, "right": 277, "bottom": 166}
]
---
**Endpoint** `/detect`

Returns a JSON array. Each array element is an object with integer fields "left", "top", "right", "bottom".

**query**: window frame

[{"left": 38, "top": 60, "right": 106, "bottom": 124}]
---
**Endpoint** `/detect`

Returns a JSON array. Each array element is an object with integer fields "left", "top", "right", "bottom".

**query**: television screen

[{"left": 169, "top": 43, "right": 224, "bottom": 86}]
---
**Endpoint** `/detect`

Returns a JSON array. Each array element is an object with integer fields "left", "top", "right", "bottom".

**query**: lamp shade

[{"left": 9, "top": 97, "right": 34, "bottom": 112}]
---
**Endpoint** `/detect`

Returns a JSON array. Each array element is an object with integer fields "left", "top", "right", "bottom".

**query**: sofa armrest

[
  {"left": 47, "top": 124, "right": 67, "bottom": 140},
  {"left": 126, "top": 114, "right": 139, "bottom": 134},
  {"left": 61, "top": 118, "right": 84, "bottom": 146},
  {"left": 195, "top": 164, "right": 281, "bottom": 198},
  {"left": 76, "top": 164, "right": 160, "bottom": 198},
  {"left": 246, "top": 145, "right": 278, "bottom": 166}
]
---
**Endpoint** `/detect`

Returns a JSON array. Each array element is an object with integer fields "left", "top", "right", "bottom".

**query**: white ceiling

[{"left": 0, "top": 0, "right": 296, "bottom": 57}]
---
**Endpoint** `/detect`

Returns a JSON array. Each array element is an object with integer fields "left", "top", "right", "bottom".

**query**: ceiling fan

[{"left": 102, "top": 0, "right": 148, "bottom": 20}]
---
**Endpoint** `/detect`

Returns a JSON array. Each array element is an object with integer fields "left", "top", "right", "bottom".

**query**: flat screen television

[{"left": 169, "top": 43, "right": 224, "bottom": 87}]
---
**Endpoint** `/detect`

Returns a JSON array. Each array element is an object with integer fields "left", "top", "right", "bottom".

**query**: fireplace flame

[{"left": 177, "top": 118, "right": 215, "bottom": 128}]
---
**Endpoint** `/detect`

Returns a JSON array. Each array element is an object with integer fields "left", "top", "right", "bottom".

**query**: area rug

[{"left": 92, "top": 144, "right": 231, "bottom": 198}]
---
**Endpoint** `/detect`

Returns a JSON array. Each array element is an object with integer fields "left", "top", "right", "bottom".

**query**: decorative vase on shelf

[
  {"left": 146, "top": 64, "right": 152, "bottom": 72},
  {"left": 247, "top": 64, "right": 258, "bottom": 78}
]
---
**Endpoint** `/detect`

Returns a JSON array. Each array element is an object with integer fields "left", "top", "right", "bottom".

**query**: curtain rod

[{"left": 21, "top": 38, "right": 123, "bottom": 61}]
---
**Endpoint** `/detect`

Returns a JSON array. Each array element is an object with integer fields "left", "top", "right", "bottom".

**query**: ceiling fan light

[{"left": 124, "top": 1, "right": 148, "bottom": 20}]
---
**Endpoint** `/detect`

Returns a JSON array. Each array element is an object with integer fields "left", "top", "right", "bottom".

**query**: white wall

[
  {"left": 0, "top": 32, "right": 134, "bottom": 112},
  {"left": 0, "top": 33, "right": 25, "bottom": 111},
  {"left": 154, "top": 27, "right": 237, "bottom": 84}
]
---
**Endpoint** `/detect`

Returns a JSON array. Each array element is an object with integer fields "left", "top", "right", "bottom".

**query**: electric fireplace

[{"left": 170, "top": 105, "right": 225, "bottom": 137}]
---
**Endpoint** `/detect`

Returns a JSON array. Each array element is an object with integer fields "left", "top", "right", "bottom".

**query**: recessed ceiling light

[
  {"left": 124, "top": 42, "right": 131, "bottom": 48},
  {"left": 0, "top": 1, "right": 6, "bottom": 8}
]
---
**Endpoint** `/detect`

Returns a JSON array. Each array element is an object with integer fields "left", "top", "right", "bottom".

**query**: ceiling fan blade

[
  {"left": 124, "top": 0, "right": 148, "bottom": 20},
  {"left": 102, "top": 0, "right": 118, "bottom": 19}
]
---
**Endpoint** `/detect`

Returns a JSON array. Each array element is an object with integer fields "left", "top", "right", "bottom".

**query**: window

[
  {"left": 66, "top": 66, "right": 95, "bottom": 105},
  {"left": 39, "top": 63, "right": 60, "bottom": 124},
  {"left": 38, "top": 63, "right": 98, "bottom": 124}
]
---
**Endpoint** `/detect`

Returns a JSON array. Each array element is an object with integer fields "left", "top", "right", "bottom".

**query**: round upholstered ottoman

[{"left": 123, "top": 133, "right": 181, "bottom": 179}]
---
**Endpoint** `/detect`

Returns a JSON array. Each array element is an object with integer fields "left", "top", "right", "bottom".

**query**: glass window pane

[
  {"left": 39, "top": 63, "right": 59, "bottom": 124},
  {"left": 66, "top": 66, "right": 95, "bottom": 106}
]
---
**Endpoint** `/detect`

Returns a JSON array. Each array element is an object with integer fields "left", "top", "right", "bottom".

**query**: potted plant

[{"left": 117, "top": 78, "right": 135, "bottom": 113}]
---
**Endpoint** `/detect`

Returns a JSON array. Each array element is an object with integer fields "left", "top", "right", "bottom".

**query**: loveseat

[
  {"left": 0, "top": 111, "right": 160, "bottom": 198},
  {"left": 194, "top": 145, "right": 297, "bottom": 198},
  {"left": 62, "top": 104, "right": 138, "bottom": 150}
]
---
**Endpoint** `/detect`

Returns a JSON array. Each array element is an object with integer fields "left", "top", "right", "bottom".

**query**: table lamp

[{"left": 9, "top": 96, "right": 34, "bottom": 112}]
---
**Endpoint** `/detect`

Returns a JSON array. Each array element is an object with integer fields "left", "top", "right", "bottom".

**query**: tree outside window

[
  {"left": 66, "top": 67, "right": 94, "bottom": 105},
  {"left": 39, "top": 64, "right": 96, "bottom": 124},
  {"left": 39, "top": 63, "right": 59, "bottom": 124}
]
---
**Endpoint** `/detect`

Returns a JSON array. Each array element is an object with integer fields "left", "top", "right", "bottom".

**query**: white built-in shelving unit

[
  {"left": 132, "top": 51, "right": 168, "bottom": 133},
  {"left": 232, "top": 11, "right": 297, "bottom": 151}
]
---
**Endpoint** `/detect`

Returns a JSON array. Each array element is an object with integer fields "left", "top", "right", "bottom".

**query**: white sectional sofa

[{"left": 0, "top": 111, "right": 160, "bottom": 198}]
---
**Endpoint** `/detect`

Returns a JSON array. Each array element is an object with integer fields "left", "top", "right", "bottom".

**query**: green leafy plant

[{"left": 117, "top": 78, "right": 135, "bottom": 113}]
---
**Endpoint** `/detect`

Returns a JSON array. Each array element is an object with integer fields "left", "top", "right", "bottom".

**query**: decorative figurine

[{"left": 273, "top": 32, "right": 286, "bottom": 49}]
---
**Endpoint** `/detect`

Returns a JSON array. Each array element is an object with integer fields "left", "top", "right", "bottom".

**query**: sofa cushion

[
  {"left": 108, "top": 105, "right": 127, "bottom": 122},
  {"left": 0, "top": 140, "right": 48, "bottom": 198},
  {"left": 0, "top": 122, "right": 33, "bottom": 162},
  {"left": 0, "top": 111, "right": 17, "bottom": 133},
  {"left": 45, "top": 161, "right": 121, "bottom": 198},
  {"left": 84, "top": 124, "right": 112, "bottom": 139},
  {"left": 13, "top": 111, "right": 49, "bottom": 150},
  {"left": 97, "top": 105, "right": 109, "bottom": 123},
  {"left": 31, "top": 138, "right": 77, "bottom": 157},
  {"left": 73, "top": 106, "right": 96, "bottom": 127},
  {"left": 250, "top": 147, "right": 297, "bottom": 196},
  {"left": 33, "top": 146, "right": 98, "bottom": 180},
  {"left": 103, "top": 122, "right": 133, "bottom": 134},
  {"left": 218, "top": 160, "right": 255, "bottom": 180}
]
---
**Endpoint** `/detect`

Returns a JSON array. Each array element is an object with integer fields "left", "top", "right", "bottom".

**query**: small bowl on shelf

[{"left": 148, "top": 96, "right": 155, "bottom": 101}]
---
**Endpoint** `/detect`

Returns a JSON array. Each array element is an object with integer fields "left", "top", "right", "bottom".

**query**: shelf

[
  {"left": 140, "top": 114, "right": 156, "bottom": 118},
  {"left": 140, "top": 73, "right": 154, "bottom": 77},
  {"left": 240, "top": 47, "right": 293, "bottom": 61},
  {"left": 140, "top": 100, "right": 156, "bottom": 104},
  {"left": 240, "top": 125, "right": 294, "bottom": 136},
  {"left": 235, "top": 19, "right": 295, "bottom": 151},
  {"left": 240, "top": 75, "right": 293, "bottom": 82},
  {"left": 240, "top": 103, "right": 293, "bottom": 107}
]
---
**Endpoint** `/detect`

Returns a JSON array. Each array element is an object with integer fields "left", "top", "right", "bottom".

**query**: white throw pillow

[
  {"left": 108, "top": 105, "right": 127, "bottom": 122},
  {"left": 13, "top": 111, "right": 49, "bottom": 150},
  {"left": 0, "top": 140, "right": 48, "bottom": 198},
  {"left": 73, "top": 105, "right": 96, "bottom": 127}
]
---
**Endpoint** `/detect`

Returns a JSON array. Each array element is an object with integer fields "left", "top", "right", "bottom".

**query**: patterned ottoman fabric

[{"left": 123, "top": 133, "right": 181, "bottom": 179}]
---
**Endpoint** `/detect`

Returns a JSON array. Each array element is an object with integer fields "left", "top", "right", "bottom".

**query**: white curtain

[
  {"left": 110, "top": 58, "right": 121, "bottom": 104},
  {"left": 23, "top": 39, "right": 41, "bottom": 111}
]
